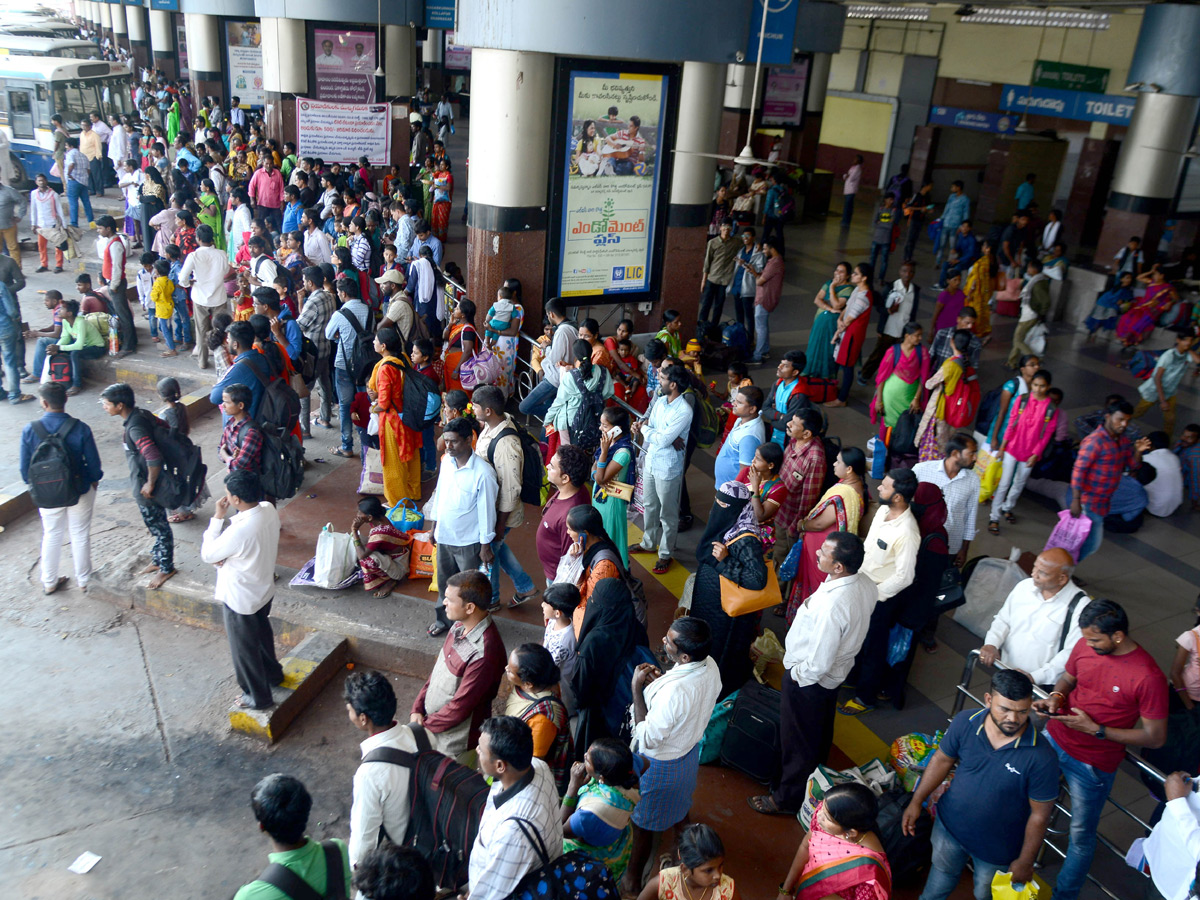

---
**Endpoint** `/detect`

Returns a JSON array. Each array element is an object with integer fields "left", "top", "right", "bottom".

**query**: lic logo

[{"left": 613, "top": 266, "right": 644, "bottom": 281}]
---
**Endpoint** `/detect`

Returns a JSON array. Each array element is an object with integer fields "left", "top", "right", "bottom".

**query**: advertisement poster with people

[
  {"left": 559, "top": 70, "right": 666, "bottom": 297},
  {"left": 313, "top": 29, "right": 376, "bottom": 104},
  {"left": 225, "top": 21, "right": 265, "bottom": 108}
]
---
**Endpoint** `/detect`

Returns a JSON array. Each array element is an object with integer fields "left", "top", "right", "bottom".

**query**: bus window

[
  {"left": 8, "top": 90, "right": 34, "bottom": 139},
  {"left": 102, "top": 79, "right": 132, "bottom": 117},
  {"left": 51, "top": 81, "right": 101, "bottom": 126}
]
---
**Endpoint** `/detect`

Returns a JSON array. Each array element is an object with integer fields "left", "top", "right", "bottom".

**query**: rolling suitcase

[{"left": 718, "top": 680, "right": 781, "bottom": 784}]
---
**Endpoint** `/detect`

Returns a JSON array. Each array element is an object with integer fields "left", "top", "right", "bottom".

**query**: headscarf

[
  {"left": 572, "top": 578, "right": 649, "bottom": 710},
  {"left": 722, "top": 480, "right": 765, "bottom": 543},
  {"left": 909, "top": 482, "right": 948, "bottom": 552},
  {"left": 696, "top": 480, "right": 750, "bottom": 569}
]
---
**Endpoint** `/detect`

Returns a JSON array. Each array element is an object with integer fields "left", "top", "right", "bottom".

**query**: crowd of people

[{"left": 6, "top": 51, "right": 1200, "bottom": 900}]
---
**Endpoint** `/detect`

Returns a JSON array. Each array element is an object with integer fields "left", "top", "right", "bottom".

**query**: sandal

[
  {"left": 653, "top": 558, "right": 671, "bottom": 575},
  {"left": 312, "top": 416, "right": 334, "bottom": 429},
  {"left": 988, "top": 521, "right": 1001, "bottom": 535},
  {"left": 1004, "top": 511, "right": 1017, "bottom": 524},
  {"left": 168, "top": 513, "right": 195, "bottom": 523},
  {"left": 747, "top": 795, "right": 795, "bottom": 816},
  {"left": 427, "top": 621, "right": 450, "bottom": 638},
  {"left": 838, "top": 697, "right": 876, "bottom": 717},
  {"left": 507, "top": 589, "right": 540, "bottom": 608},
  {"left": 331, "top": 447, "right": 355, "bottom": 458}
]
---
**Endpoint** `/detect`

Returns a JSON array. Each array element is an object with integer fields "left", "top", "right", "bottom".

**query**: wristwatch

[{"left": 1095, "top": 725, "right": 1107, "bottom": 740}]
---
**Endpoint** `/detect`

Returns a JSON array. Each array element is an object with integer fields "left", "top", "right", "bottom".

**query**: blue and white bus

[
  {"left": 0, "top": 58, "right": 133, "bottom": 186},
  {"left": 0, "top": 36, "right": 102, "bottom": 61}
]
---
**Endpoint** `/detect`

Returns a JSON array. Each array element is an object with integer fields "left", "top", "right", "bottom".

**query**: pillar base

[
  {"left": 153, "top": 52, "right": 177, "bottom": 82},
  {"left": 130, "top": 40, "right": 150, "bottom": 75}
]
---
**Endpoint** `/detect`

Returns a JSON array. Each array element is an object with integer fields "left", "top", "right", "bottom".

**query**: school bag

[
  {"left": 132, "top": 412, "right": 207, "bottom": 510},
  {"left": 248, "top": 363, "right": 302, "bottom": 435},
  {"left": 395, "top": 360, "right": 441, "bottom": 432},
  {"left": 506, "top": 818, "right": 619, "bottom": 900},
  {"left": 486, "top": 423, "right": 548, "bottom": 507},
  {"left": 1129, "top": 349, "right": 1163, "bottom": 381},
  {"left": 337, "top": 305, "right": 380, "bottom": 384},
  {"left": 686, "top": 387, "right": 722, "bottom": 450},
  {"left": 722, "top": 321, "right": 749, "bottom": 357},
  {"left": 254, "top": 839, "right": 347, "bottom": 900},
  {"left": 28, "top": 418, "right": 85, "bottom": 509},
  {"left": 360, "top": 723, "right": 490, "bottom": 891},
  {"left": 943, "top": 364, "right": 980, "bottom": 428},
  {"left": 258, "top": 425, "right": 305, "bottom": 500},
  {"left": 568, "top": 369, "right": 606, "bottom": 451},
  {"left": 46, "top": 354, "right": 72, "bottom": 385}
]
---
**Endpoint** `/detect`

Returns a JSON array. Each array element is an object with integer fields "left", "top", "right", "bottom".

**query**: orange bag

[{"left": 408, "top": 532, "right": 436, "bottom": 579}]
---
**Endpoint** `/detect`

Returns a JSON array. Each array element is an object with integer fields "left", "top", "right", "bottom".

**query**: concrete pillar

[
  {"left": 184, "top": 13, "right": 223, "bottom": 111},
  {"left": 259, "top": 17, "right": 308, "bottom": 145},
  {"left": 664, "top": 62, "right": 724, "bottom": 325},
  {"left": 719, "top": 64, "right": 755, "bottom": 162},
  {"left": 1096, "top": 3, "right": 1200, "bottom": 264},
  {"left": 111, "top": 1, "right": 127, "bottom": 46},
  {"left": 385, "top": 25, "right": 416, "bottom": 100},
  {"left": 465, "top": 48, "right": 555, "bottom": 325},
  {"left": 127, "top": 4, "right": 150, "bottom": 73},
  {"left": 149, "top": 9, "right": 176, "bottom": 80},
  {"left": 98, "top": 2, "right": 112, "bottom": 41}
]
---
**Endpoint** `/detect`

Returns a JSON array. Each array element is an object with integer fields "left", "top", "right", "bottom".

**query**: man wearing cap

[{"left": 377, "top": 269, "right": 417, "bottom": 347}]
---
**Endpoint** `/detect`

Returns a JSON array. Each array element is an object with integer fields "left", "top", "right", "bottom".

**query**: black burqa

[{"left": 571, "top": 577, "right": 650, "bottom": 760}]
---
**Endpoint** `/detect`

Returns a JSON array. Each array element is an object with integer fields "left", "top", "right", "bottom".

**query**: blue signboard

[
  {"left": 999, "top": 84, "right": 1135, "bottom": 126},
  {"left": 929, "top": 106, "right": 1017, "bottom": 135},
  {"left": 425, "top": 0, "right": 455, "bottom": 30},
  {"left": 150, "top": 0, "right": 180, "bottom": 9},
  {"left": 745, "top": 0, "right": 798, "bottom": 66}
]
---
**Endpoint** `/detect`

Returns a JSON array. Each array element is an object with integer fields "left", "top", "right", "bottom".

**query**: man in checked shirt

[
  {"left": 1069, "top": 399, "right": 1150, "bottom": 564},
  {"left": 218, "top": 384, "right": 264, "bottom": 473}
]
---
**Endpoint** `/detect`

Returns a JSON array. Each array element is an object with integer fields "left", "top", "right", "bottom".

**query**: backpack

[
  {"left": 975, "top": 385, "right": 1003, "bottom": 434},
  {"left": 721, "top": 321, "right": 749, "bottom": 356},
  {"left": 487, "top": 424, "right": 548, "bottom": 507},
  {"left": 361, "top": 723, "right": 490, "bottom": 891},
  {"left": 245, "top": 355, "right": 302, "bottom": 435},
  {"left": 1129, "top": 349, "right": 1163, "bottom": 381},
  {"left": 506, "top": 818, "right": 618, "bottom": 900},
  {"left": 258, "top": 424, "right": 305, "bottom": 500},
  {"left": 255, "top": 839, "right": 347, "bottom": 900},
  {"left": 944, "top": 364, "right": 981, "bottom": 428},
  {"left": 568, "top": 369, "right": 605, "bottom": 452},
  {"left": 337, "top": 306, "right": 379, "bottom": 384},
  {"left": 134, "top": 413, "right": 207, "bottom": 510},
  {"left": 28, "top": 419, "right": 84, "bottom": 509},
  {"left": 297, "top": 333, "right": 319, "bottom": 384},
  {"left": 395, "top": 360, "right": 441, "bottom": 432},
  {"left": 46, "top": 354, "right": 72, "bottom": 384},
  {"left": 83, "top": 311, "right": 110, "bottom": 338},
  {"left": 688, "top": 388, "right": 722, "bottom": 450},
  {"left": 777, "top": 190, "right": 796, "bottom": 222}
]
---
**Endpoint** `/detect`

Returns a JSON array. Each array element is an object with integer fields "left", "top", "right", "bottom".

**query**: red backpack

[{"left": 944, "top": 363, "right": 980, "bottom": 428}]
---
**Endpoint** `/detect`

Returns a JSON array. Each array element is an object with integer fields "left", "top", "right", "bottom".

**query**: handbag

[
  {"left": 358, "top": 447, "right": 385, "bottom": 495},
  {"left": 386, "top": 498, "right": 425, "bottom": 533},
  {"left": 718, "top": 534, "right": 782, "bottom": 616},
  {"left": 598, "top": 480, "right": 633, "bottom": 502},
  {"left": 458, "top": 343, "right": 502, "bottom": 390},
  {"left": 777, "top": 536, "right": 804, "bottom": 582},
  {"left": 407, "top": 531, "right": 436, "bottom": 579},
  {"left": 931, "top": 565, "right": 966, "bottom": 615}
]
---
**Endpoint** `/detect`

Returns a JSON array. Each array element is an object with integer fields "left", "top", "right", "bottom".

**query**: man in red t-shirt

[{"left": 1033, "top": 598, "right": 1168, "bottom": 900}]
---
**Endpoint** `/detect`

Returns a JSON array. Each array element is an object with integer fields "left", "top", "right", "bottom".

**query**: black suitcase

[
  {"left": 718, "top": 680, "right": 781, "bottom": 784},
  {"left": 876, "top": 788, "right": 933, "bottom": 887}
]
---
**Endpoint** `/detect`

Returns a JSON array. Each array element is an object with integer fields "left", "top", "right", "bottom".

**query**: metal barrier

[{"left": 952, "top": 649, "right": 1166, "bottom": 900}]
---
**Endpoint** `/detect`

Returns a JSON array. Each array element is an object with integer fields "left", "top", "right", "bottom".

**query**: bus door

[{"left": 7, "top": 88, "right": 33, "bottom": 140}]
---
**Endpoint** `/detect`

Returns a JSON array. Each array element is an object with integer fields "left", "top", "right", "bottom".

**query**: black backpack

[
  {"left": 486, "top": 424, "right": 548, "bottom": 507},
  {"left": 394, "top": 359, "right": 440, "bottom": 433},
  {"left": 568, "top": 369, "right": 605, "bottom": 453},
  {"left": 255, "top": 839, "right": 346, "bottom": 900},
  {"left": 297, "top": 333, "right": 319, "bottom": 384},
  {"left": 28, "top": 418, "right": 84, "bottom": 509},
  {"left": 258, "top": 424, "right": 305, "bottom": 500},
  {"left": 360, "top": 723, "right": 490, "bottom": 891},
  {"left": 338, "top": 306, "right": 380, "bottom": 384},
  {"left": 248, "top": 361, "right": 302, "bottom": 435},
  {"left": 131, "top": 412, "right": 207, "bottom": 510}
]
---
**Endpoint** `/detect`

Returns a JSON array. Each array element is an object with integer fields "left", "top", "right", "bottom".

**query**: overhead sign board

[
  {"left": 1032, "top": 60, "right": 1109, "bottom": 94},
  {"left": 929, "top": 106, "right": 1017, "bottom": 135},
  {"left": 999, "top": 84, "right": 1135, "bottom": 126}
]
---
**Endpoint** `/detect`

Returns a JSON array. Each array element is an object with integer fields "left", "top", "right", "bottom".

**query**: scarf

[
  {"left": 721, "top": 480, "right": 761, "bottom": 543},
  {"left": 696, "top": 481, "right": 750, "bottom": 569}
]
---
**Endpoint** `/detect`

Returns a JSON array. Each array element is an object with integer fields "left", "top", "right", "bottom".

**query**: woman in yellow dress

[
  {"left": 367, "top": 327, "right": 422, "bottom": 505},
  {"left": 964, "top": 239, "right": 997, "bottom": 341}
]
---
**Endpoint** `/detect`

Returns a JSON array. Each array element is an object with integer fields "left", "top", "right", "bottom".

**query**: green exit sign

[{"left": 1032, "top": 60, "right": 1110, "bottom": 93}]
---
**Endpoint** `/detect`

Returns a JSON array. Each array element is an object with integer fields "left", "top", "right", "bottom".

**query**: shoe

[
  {"left": 36, "top": 266, "right": 48, "bottom": 273},
  {"left": 20, "top": 376, "right": 37, "bottom": 384},
  {"left": 53, "top": 267, "right": 63, "bottom": 273},
  {"left": 678, "top": 514, "right": 694, "bottom": 532},
  {"left": 65, "top": 386, "right": 81, "bottom": 396}
]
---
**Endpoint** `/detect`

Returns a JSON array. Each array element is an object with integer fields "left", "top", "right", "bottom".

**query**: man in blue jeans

[
  {"left": 518, "top": 297, "right": 576, "bottom": 421},
  {"left": 0, "top": 255, "right": 34, "bottom": 405},
  {"left": 1069, "top": 399, "right": 1150, "bottom": 562},
  {"left": 63, "top": 138, "right": 94, "bottom": 228},
  {"left": 903, "top": 670, "right": 1058, "bottom": 900},
  {"left": 324, "top": 277, "right": 372, "bottom": 458},
  {"left": 473, "top": 386, "right": 538, "bottom": 608},
  {"left": 1032, "top": 598, "right": 1168, "bottom": 900}
]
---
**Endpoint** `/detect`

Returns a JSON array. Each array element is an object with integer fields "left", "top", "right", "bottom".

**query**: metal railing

[{"left": 952, "top": 649, "right": 1166, "bottom": 900}]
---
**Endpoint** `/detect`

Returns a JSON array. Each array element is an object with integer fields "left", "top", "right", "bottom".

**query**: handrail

[{"left": 951, "top": 648, "right": 1167, "bottom": 900}]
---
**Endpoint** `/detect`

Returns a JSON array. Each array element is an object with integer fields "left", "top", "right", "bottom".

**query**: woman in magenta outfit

[{"left": 1117, "top": 265, "right": 1177, "bottom": 347}]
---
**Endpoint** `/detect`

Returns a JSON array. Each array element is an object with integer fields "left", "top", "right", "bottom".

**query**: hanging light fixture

[{"left": 374, "top": 0, "right": 385, "bottom": 79}]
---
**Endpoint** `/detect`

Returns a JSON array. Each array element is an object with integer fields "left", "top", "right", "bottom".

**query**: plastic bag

[
  {"left": 777, "top": 538, "right": 804, "bottom": 582},
  {"left": 956, "top": 551, "right": 1026, "bottom": 639},
  {"left": 408, "top": 531, "right": 435, "bottom": 579},
  {"left": 991, "top": 870, "right": 1049, "bottom": 900},
  {"left": 750, "top": 628, "right": 785, "bottom": 689},
  {"left": 314, "top": 524, "right": 357, "bottom": 588},
  {"left": 386, "top": 498, "right": 425, "bottom": 534},
  {"left": 1025, "top": 322, "right": 1047, "bottom": 356},
  {"left": 976, "top": 448, "right": 1002, "bottom": 503},
  {"left": 889, "top": 730, "right": 944, "bottom": 792},
  {"left": 887, "top": 623, "right": 914, "bottom": 667},
  {"left": 1044, "top": 509, "right": 1092, "bottom": 563},
  {"left": 553, "top": 551, "right": 584, "bottom": 587},
  {"left": 800, "top": 760, "right": 895, "bottom": 830}
]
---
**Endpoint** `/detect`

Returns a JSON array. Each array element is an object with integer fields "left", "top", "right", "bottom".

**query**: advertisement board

[
  {"left": 929, "top": 106, "right": 1017, "bottom": 135},
  {"left": 556, "top": 69, "right": 668, "bottom": 298},
  {"left": 296, "top": 99, "right": 390, "bottom": 165},
  {"left": 313, "top": 28, "right": 376, "bottom": 104},
  {"left": 176, "top": 24, "right": 189, "bottom": 79},
  {"left": 762, "top": 59, "right": 810, "bottom": 127},
  {"left": 225, "top": 21, "right": 264, "bottom": 108}
]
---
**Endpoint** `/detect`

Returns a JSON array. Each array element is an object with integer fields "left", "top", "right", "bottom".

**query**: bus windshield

[
  {"left": 102, "top": 79, "right": 133, "bottom": 117},
  {"left": 51, "top": 80, "right": 102, "bottom": 125}
]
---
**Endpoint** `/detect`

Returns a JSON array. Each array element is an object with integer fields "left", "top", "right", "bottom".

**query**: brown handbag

[{"left": 718, "top": 533, "right": 782, "bottom": 616}]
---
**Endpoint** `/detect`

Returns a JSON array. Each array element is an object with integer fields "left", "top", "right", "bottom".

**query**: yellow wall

[{"left": 819, "top": 96, "right": 893, "bottom": 154}]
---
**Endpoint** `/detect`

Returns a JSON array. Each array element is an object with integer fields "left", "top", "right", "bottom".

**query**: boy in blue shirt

[{"left": 163, "top": 244, "right": 194, "bottom": 349}]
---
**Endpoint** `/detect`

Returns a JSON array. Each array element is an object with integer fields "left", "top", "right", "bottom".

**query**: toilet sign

[
  {"left": 999, "top": 84, "right": 1135, "bottom": 126},
  {"left": 1032, "top": 60, "right": 1109, "bottom": 94}
]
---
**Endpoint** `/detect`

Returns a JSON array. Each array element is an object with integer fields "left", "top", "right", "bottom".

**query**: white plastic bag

[
  {"left": 955, "top": 549, "right": 1026, "bottom": 638},
  {"left": 552, "top": 551, "right": 584, "bottom": 587},
  {"left": 1025, "top": 321, "right": 1048, "bottom": 356},
  {"left": 314, "top": 523, "right": 357, "bottom": 588}
]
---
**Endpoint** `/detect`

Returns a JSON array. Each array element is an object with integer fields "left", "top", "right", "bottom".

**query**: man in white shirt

[
  {"left": 624, "top": 617, "right": 722, "bottom": 892},
  {"left": 178, "top": 223, "right": 232, "bottom": 369},
  {"left": 344, "top": 669, "right": 417, "bottom": 872},
  {"left": 859, "top": 261, "right": 917, "bottom": 383},
  {"left": 836, "top": 469, "right": 920, "bottom": 716},
  {"left": 200, "top": 470, "right": 283, "bottom": 711},
  {"left": 633, "top": 364, "right": 694, "bottom": 571},
  {"left": 1143, "top": 431, "right": 1185, "bottom": 517},
  {"left": 301, "top": 208, "right": 333, "bottom": 266},
  {"left": 913, "top": 434, "right": 980, "bottom": 567},
  {"left": 429, "top": 418, "right": 497, "bottom": 633},
  {"left": 980, "top": 547, "right": 1087, "bottom": 687},
  {"left": 469, "top": 717, "right": 563, "bottom": 900},
  {"left": 518, "top": 297, "right": 577, "bottom": 419},
  {"left": 1141, "top": 772, "right": 1200, "bottom": 900},
  {"left": 751, "top": 531, "right": 876, "bottom": 815},
  {"left": 316, "top": 39, "right": 344, "bottom": 66}
]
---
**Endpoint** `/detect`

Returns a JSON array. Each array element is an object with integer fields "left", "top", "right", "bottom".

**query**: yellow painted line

[
  {"left": 627, "top": 522, "right": 690, "bottom": 598},
  {"left": 228, "top": 709, "right": 272, "bottom": 740},
  {"left": 833, "top": 712, "right": 893, "bottom": 765},
  {"left": 278, "top": 656, "right": 317, "bottom": 690}
]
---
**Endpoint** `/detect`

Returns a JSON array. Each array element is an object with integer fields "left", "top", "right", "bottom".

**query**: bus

[
  {"left": 0, "top": 58, "right": 134, "bottom": 186},
  {"left": 0, "top": 23, "right": 81, "bottom": 41},
  {"left": 0, "top": 36, "right": 102, "bottom": 61}
]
